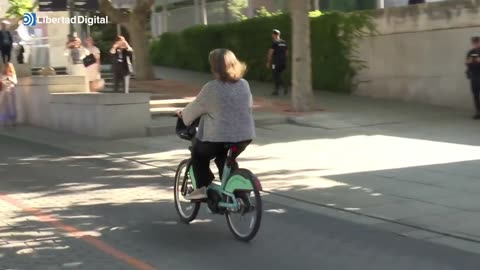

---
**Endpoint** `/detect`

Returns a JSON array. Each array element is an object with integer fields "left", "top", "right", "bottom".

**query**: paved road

[{"left": 0, "top": 135, "right": 479, "bottom": 270}]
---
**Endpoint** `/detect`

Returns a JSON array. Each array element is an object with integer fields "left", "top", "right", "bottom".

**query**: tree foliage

[
  {"left": 6, "top": 0, "right": 36, "bottom": 18},
  {"left": 227, "top": 0, "right": 248, "bottom": 21},
  {"left": 254, "top": 6, "right": 282, "bottom": 17}
]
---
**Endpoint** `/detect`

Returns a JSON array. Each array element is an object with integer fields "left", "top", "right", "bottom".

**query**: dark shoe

[
  {"left": 271, "top": 91, "right": 279, "bottom": 96},
  {"left": 473, "top": 114, "right": 480, "bottom": 120}
]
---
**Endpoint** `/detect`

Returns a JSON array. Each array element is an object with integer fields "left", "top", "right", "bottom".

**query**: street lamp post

[
  {"left": 161, "top": 0, "right": 168, "bottom": 33},
  {"left": 377, "top": 0, "right": 384, "bottom": 8},
  {"left": 194, "top": 0, "right": 200, "bottom": 24},
  {"left": 200, "top": 0, "right": 207, "bottom": 25}
]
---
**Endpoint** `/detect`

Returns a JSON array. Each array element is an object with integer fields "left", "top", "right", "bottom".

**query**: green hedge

[{"left": 150, "top": 11, "right": 374, "bottom": 92}]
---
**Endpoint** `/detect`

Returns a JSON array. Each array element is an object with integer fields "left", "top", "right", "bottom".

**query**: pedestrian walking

[
  {"left": 0, "top": 21, "right": 13, "bottom": 64},
  {"left": 0, "top": 63, "right": 17, "bottom": 127},
  {"left": 84, "top": 37, "right": 103, "bottom": 92},
  {"left": 64, "top": 37, "right": 89, "bottom": 76},
  {"left": 110, "top": 36, "right": 134, "bottom": 94},
  {"left": 466, "top": 36, "right": 480, "bottom": 120},
  {"left": 266, "top": 29, "right": 288, "bottom": 96}
]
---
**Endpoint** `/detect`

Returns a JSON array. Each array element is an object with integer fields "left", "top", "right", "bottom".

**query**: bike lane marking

[{"left": 0, "top": 193, "right": 160, "bottom": 270}]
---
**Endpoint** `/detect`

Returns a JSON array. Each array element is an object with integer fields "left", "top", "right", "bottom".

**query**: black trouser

[
  {"left": 471, "top": 78, "right": 480, "bottom": 114},
  {"left": 191, "top": 139, "right": 251, "bottom": 188},
  {"left": 1, "top": 45, "right": 11, "bottom": 64},
  {"left": 113, "top": 71, "right": 128, "bottom": 93},
  {"left": 272, "top": 64, "right": 287, "bottom": 94}
]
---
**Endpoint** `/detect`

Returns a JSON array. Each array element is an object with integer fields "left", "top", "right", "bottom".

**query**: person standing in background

[
  {"left": 266, "top": 29, "right": 288, "bottom": 96},
  {"left": 466, "top": 36, "right": 480, "bottom": 120},
  {"left": 64, "top": 37, "right": 89, "bottom": 76},
  {"left": 110, "top": 36, "right": 134, "bottom": 94},
  {"left": 0, "top": 63, "right": 18, "bottom": 127},
  {"left": 0, "top": 21, "right": 13, "bottom": 64},
  {"left": 85, "top": 37, "right": 102, "bottom": 92}
]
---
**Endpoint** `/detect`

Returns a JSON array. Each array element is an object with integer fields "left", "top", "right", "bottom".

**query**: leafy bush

[
  {"left": 255, "top": 6, "right": 283, "bottom": 17},
  {"left": 150, "top": 10, "right": 374, "bottom": 92},
  {"left": 6, "top": 0, "right": 35, "bottom": 18}
]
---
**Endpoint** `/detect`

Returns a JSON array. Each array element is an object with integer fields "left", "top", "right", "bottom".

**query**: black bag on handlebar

[{"left": 176, "top": 117, "right": 200, "bottom": 141}]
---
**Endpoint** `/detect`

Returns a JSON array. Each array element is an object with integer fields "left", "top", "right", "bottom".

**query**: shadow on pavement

[{"left": 1, "top": 135, "right": 480, "bottom": 269}]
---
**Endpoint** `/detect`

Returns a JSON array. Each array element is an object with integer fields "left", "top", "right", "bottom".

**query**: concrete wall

[
  {"left": 37, "top": 11, "right": 70, "bottom": 68},
  {"left": 15, "top": 76, "right": 151, "bottom": 138},
  {"left": 15, "top": 76, "right": 88, "bottom": 127},
  {"left": 355, "top": 0, "right": 480, "bottom": 111},
  {"left": 49, "top": 93, "right": 150, "bottom": 138}
]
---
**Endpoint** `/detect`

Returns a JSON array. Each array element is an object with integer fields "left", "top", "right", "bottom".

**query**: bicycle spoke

[{"left": 174, "top": 161, "right": 199, "bottom": 222}]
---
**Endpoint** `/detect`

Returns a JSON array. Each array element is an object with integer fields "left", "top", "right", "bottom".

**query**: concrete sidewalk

[{"left": 3, "top": 66, "right": 480, "bottom": 254}]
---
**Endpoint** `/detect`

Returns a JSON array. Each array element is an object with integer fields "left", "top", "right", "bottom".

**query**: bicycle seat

[{"left": 224, "top": 144, "right": 239, "bottom": 153}]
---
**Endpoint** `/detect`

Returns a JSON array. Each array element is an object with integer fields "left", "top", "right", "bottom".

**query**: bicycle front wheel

[
  {"left": 174, "top": 159, "right": 200, "bottom": 223},
  {"left": 225, "top": 169, "right": 262, "bottom": 242}
]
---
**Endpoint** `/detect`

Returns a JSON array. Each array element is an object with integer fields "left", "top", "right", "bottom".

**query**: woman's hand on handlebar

[{"left": 176, "top": 110, "right": 183, "bottom": 118}]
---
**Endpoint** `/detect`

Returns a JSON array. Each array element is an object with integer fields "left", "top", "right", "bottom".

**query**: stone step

[
  {"left": 101, "top": 75, "right": 136, "bottom": 80},
  {"left": 31, "top": 66, "right": 68, "bottom": 75},
  {"left": 149, "top": 99, "right": 190, "bottom": 109},
  {"left": 150, "top": 106, "right": 182, "bottom": 117},
  {"left": 31, "top": 67, "right": 67, "bottom": 71},
  {"left": 32, "top": 71, "right": 68, "bottom": 75},
  {"left": 150, "top": 94, "right": 168, "bottom": 100}
]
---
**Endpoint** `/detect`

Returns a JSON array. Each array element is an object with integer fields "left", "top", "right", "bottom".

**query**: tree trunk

[
  {"left": 289, "top": 0, "right": 315, "bottom": 112},
  {"left": 247, "top": 0, "right": 254, "bottom": 17},
  {"left": 126, "top": 18, "right": 154, "bottom": 80},
  {"left": 201, "top": 0, "right": 208, "bottom": 25}
]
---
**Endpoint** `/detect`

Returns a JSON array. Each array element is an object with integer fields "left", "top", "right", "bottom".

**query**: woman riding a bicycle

[{"left": 176, "top": 49, "right": 255, "bottom": 200}]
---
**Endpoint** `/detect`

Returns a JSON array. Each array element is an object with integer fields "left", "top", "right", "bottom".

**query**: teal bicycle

[{"left": 173, "top": 116, "right": 263, "bottom": 242}]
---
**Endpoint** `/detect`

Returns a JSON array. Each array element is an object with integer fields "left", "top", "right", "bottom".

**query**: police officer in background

[
  {"left": 466, "top": 36, "right": 480, "bottom": 120},
  {"left": 266, "top": 29, "right": 288, "bottom": 96},
  {"left": 0, "top": 21, "right": 13, "bottom": 64}
]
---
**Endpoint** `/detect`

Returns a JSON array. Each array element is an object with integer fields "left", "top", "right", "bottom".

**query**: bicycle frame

[{"left": 184, "top": 146, "right": 253, "bottom": 211}]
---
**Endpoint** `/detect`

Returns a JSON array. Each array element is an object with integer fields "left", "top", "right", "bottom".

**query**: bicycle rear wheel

[
  {"left": 225, "top": 169, "right": 262, "bottom": 242},
  {"left": 174, "top": 159, "right": 200, "bottom": 223}
]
